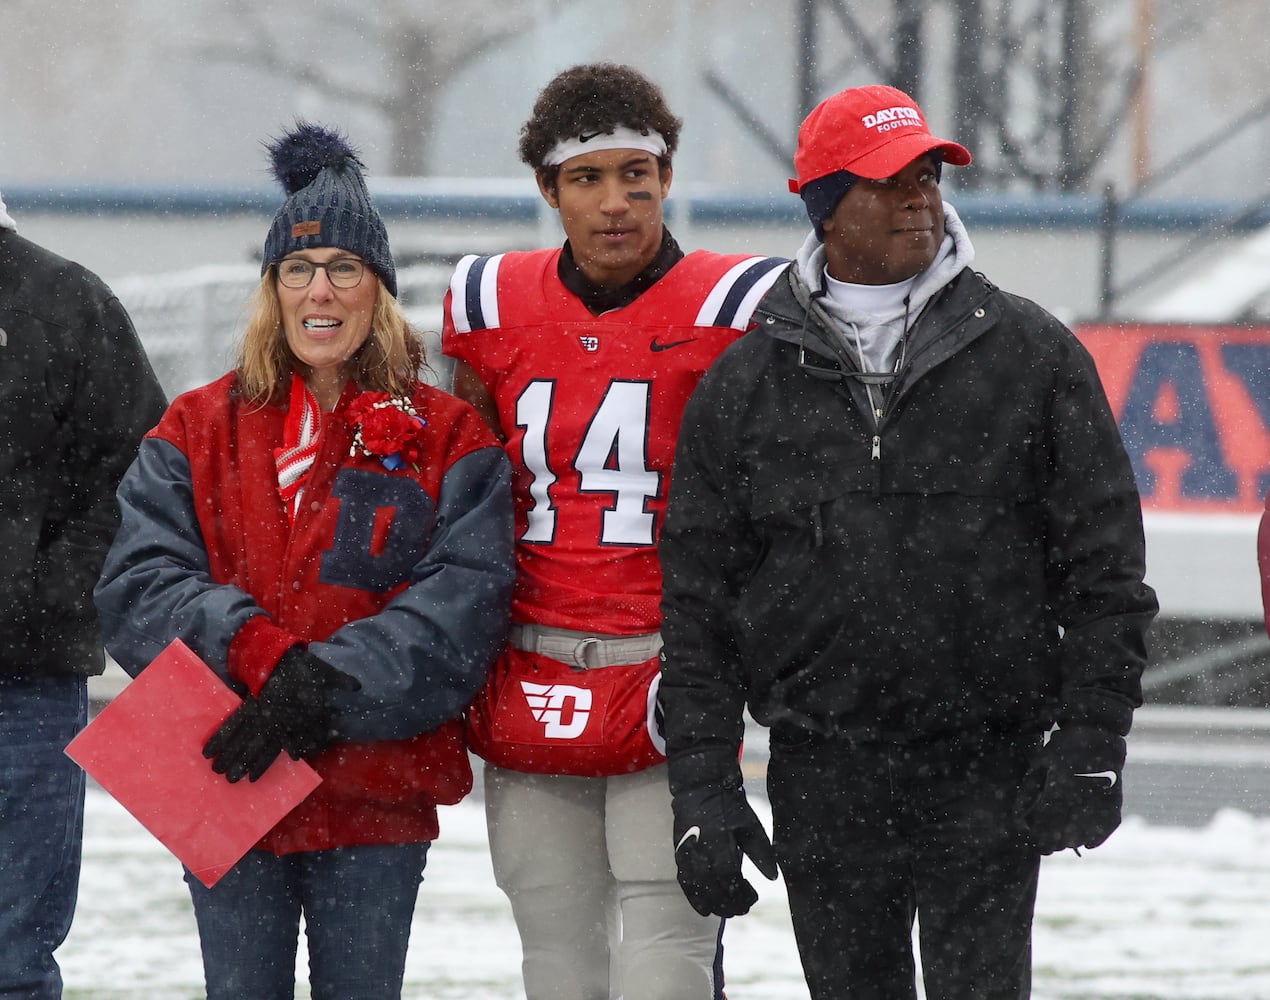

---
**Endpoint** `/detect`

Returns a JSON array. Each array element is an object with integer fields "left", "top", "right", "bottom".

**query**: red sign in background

[{"left": 1076, "top": 324, "right": 1270, "bottom": 514}]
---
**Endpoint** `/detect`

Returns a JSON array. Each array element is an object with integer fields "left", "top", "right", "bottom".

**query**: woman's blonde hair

[{"left": 235, "top": 271, "right": 425, "bottom": 405}]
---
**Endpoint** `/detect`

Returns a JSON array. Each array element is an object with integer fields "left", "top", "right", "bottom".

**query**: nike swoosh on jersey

[
  {"left": 1075, "top": 770, "right": 1118, "bottom": 787},
  {"left": 650, "top": 337, "right": 697, "bottom": 352},
  {"left": 675, "top": 825, "right": 702, "bottom": 852}
]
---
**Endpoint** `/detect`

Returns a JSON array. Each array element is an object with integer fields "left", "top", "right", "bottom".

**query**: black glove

[
  {"left": 203, "top": 647, "right": 361, "bottom": 783},
  {"left": 670, "top": 756, "right": 779, "bottom": 917},
  {"left": 1016, "top": 724, "right": 1126, "bottom": 854}
]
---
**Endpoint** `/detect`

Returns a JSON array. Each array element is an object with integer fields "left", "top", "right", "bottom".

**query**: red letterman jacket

[{"left": 95, "top": 373, "right": 515, "bottom": 853}]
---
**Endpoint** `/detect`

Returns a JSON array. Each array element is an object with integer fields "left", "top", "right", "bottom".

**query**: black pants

[{"left": 767, "top": 730, "right": 1041, "bottom": 1000}]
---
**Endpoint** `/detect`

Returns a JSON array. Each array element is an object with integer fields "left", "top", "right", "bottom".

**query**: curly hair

[
  {"left": 235, "top": 273, "right": 425, "bottom": 407},
  {"left": 519, "top": 63, "right": 683, "bottom": 188}
]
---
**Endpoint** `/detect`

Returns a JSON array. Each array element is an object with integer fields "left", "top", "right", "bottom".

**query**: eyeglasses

[
  {"left": 275, "top": 257, "right": 366, "bottom": 289},
  {"left": 797, "top": 343, "right": 899, "bottom": 385}
]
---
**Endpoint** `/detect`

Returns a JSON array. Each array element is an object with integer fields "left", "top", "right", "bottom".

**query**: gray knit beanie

[{"left": 261, "top": 122, "right": 397, "bottom": 297}]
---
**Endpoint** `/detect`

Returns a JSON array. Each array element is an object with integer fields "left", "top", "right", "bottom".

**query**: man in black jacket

[
  {"left": 0, "top": 194, "right": 166, "bottom": 997},
  {"left": 658, "top": 85, "right": 1158, "bottom": 1000}
]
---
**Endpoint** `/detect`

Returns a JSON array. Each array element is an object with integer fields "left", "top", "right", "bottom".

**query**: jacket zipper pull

[
  {"left": 810, "top": 504, "right": 824, "bottom": 547},
  {"left": 871, "top": 434, "right": 881, "bottom": 460}
]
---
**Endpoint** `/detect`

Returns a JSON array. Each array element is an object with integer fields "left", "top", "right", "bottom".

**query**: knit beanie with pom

[{"left": 261, "top": 122, "right": 397, "bottom": 297}]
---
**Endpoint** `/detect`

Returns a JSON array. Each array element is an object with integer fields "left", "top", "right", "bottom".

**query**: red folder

[{"left": 66, "top": 638, "right": 322, "bottom": 887}]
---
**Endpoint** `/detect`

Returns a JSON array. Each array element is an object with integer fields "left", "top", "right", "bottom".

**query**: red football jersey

[{"left": 443, "top": 247, "right": 787, "bottom": 635}]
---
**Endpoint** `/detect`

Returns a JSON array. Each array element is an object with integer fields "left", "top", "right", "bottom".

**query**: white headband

[
  {"left": 0, "top": 190, "right": 15, "bottom": 232},
  {"left": 544, "top": 127, "right": 668, "bottom": 168}
]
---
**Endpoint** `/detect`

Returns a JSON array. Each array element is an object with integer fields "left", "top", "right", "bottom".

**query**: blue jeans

[
  {"left": 0, "top": 675, "right": 88, "bottom": 1000},
  {"left": 184, "top": 841, "right": 430, "bottom": 1000}
]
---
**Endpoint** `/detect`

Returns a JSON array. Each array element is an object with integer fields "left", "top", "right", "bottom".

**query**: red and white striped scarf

[{"left": 274, "top": 375, "right": 323, "bottom": 523}]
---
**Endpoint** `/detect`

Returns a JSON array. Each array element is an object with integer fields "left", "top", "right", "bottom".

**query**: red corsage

[{"left": 346, "top": 392, "right": 427, "bottom": 472}]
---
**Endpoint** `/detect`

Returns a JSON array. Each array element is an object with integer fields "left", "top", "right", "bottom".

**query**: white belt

[{"left": 508, "top": 623, "right": 663, "bottom": 670}]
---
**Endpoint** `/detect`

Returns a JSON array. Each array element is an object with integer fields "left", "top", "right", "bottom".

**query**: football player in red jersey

[{"left": 442, "top": 63, "right": 787, "bottom": 1000}]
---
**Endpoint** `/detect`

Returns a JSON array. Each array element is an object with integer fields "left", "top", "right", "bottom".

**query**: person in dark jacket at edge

[
  {"left": 0, "top": 190, "right": 167, "bottom": 998},
  {"left": 657, "top": 84, "right": 1159, "bottom": 1000}
]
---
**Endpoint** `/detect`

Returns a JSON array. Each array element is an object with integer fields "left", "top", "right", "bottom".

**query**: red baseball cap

[{"left": 789, "top": 85, "right": 971, "bottom": 192}]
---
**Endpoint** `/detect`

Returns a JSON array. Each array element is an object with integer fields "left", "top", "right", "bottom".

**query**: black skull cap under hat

[{"left": 261, "top": 121, "right": 397, "bottom": 298}]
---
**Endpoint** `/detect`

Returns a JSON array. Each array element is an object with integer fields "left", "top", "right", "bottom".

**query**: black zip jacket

[
  {"left": 658, "top": 264, "right": 1158, "bottom": 760},
  {"left": 0, "top": 228, "right": 166, "bottom": 677}
]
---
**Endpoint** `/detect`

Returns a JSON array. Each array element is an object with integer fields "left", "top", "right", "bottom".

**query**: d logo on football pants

[{"left": 520, "top": 681, "right": 592, "bottom": 739}]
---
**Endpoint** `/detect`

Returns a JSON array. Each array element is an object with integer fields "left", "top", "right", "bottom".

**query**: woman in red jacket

[{"left": 94, "top": 123, "right": 514, "bottom": 1000}]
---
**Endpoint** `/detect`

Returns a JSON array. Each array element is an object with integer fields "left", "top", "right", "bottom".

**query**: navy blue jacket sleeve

[{"left": 94, "top": 438, "right": 268, "bottom": 677}]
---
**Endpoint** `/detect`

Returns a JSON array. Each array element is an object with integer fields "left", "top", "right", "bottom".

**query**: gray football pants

[{"left": 484, "top": 762, "right": 722, "bottom": 1000}]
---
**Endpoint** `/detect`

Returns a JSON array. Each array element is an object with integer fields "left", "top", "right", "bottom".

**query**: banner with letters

[{"left": 1076, "top": 324, "right": 1270, "bottom": 514}]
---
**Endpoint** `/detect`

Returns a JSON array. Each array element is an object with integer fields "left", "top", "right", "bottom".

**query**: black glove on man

[
  {"left": 1016, "top": 723, "right": 1127, "bottom": 854},
  {"left": 669, "top": 752, "right": 779, "bottom": 917},
  {"left": 203, "top": 647, "right": 361, "bottom": 783}
]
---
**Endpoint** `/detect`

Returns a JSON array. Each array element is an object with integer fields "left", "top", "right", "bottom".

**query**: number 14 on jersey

[{"left": 515, "top": 379, "right": 662, "bottom": 547}]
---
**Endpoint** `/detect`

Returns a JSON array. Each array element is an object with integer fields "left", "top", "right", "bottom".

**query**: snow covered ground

[{"left": 59, "top": 780, "right": 1270, "bottom": 1000}]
